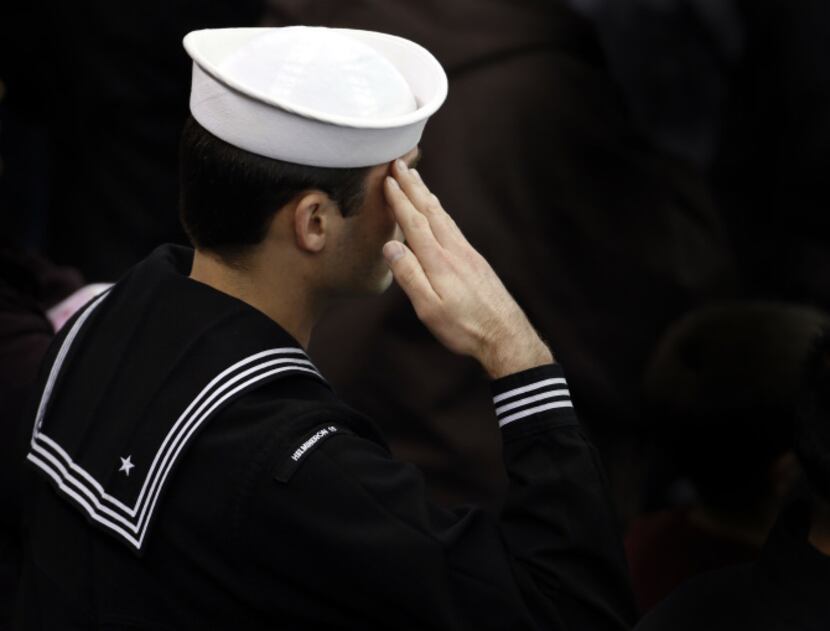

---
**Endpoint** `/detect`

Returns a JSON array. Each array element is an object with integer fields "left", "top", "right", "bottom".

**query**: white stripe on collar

[{"left": 28, "top": 292, "right": 323, "bottom": 550}]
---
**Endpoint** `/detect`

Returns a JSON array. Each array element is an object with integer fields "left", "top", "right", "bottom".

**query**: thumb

[{"left": 382, "top": 240, "right": 407, "bottom": 264}]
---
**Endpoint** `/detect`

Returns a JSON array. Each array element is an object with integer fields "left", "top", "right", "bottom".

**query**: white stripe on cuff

[
  {"left": 492, "top": 377, "right": 567, "bottom": 404},
  {"left": 495, "top": 388, "right": 571, "bottom": 416},
  {"left": 498, "top": 400, "right": 574, "bottom": 428}
]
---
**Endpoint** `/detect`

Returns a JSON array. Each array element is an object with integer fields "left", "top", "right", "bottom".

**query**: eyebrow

[{"left": 407, "top": 148, "right": 423, "bottom": 169}]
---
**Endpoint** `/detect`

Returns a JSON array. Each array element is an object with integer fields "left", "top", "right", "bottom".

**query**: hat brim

[{"left": 183, "top": 27, "right": 448, "bottom": 168}]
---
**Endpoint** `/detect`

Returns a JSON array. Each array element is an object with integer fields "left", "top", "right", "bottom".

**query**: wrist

[{"left": 479, "top": 329, "right": 554, "bottom": 379}]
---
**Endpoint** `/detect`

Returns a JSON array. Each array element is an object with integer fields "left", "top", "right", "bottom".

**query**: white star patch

[{"left": 119, "top": 455, "right": 135, "bottom": 477}]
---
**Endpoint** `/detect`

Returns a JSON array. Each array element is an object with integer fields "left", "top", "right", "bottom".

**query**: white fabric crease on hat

[{"left": 183, "top": 26, "right": 448, "bottom": 168}]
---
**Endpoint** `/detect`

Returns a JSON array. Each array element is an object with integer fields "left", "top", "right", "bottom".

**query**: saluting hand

[{"left": 383, "top": 159, "right": 553, "bottom": 379}]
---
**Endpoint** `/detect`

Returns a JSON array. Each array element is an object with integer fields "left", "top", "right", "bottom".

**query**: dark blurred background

[{"left": 2, "top": 0, "right": 830, "bottom": 622}]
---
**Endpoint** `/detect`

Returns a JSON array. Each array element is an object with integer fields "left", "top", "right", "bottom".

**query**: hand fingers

[
  {"left": 393, "top": 159, "right": 432, "bottom": 211},
  {"left": 392, "top": 160, "right": 467, "bottom": 248},
  {"left": 382, "top": 240, "right": 440, "bottom": 316},
  {"left": 384, "top": 176, "right": 445, "bottom": 272}
]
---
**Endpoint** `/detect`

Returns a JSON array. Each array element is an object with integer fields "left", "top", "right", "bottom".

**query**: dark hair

[
  {"left": 179, "top": 116, "right": 370, "bottom": 261},
  {"left": 796, "top": 331, "right": 830, "bottom": 503},
  {"left": 644, "top": 303, "right": 830, "bottom": 511}
]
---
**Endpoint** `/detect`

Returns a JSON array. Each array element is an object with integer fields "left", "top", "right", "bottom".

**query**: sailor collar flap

[{"left": 26, "top": 250, "right": 329, "bottom": 554}]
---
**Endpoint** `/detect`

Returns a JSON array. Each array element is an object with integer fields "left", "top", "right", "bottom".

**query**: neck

[{"left": 189, "top": 248, "right": 322, "bottom": 349}]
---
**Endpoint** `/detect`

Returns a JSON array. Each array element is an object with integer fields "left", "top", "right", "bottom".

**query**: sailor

[{"left": 16, "top": 27, "right": 635, "bottom": 629}]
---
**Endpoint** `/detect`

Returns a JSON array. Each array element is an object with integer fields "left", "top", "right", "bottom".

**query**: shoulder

[
  {"left": 194, "top": 375, "right": 390, "bottom": 499},
  {"left": 634, "top": 564, "right": 754, "bottom": 631},
  {"left": 160, "top": 375, "right": 390, "bottom": 542},
  {"left": 215, "top": 374, "right": 386, "bottom": 447},
  {"left": 212, "top": 384, "right": 415, "bottom": 553},
  {"left": 216, "top": 377, "right": 432, "bottom": 518}
]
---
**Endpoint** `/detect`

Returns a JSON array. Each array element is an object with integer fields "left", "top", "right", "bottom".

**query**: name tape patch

[{"left": 275, "top": 425, "right": 346, "bottom": 483}]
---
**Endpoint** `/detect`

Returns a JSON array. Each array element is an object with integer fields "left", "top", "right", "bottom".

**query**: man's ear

[{"left": 293, "top": 191, "right": 337, "bottom": 253}]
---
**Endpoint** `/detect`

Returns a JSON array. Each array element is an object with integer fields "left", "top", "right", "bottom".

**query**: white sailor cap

[{"left": 183, "top": 26, "right": 448, "bottom": 168}]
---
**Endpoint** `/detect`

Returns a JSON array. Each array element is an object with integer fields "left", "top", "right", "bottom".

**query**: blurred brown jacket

[{"left": 266, "top": 0, "right": 736, "bottom": 507}]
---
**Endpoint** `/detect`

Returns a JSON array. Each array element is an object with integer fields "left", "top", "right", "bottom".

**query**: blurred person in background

[
  {"left": 627, "top": 302, "right": 829, "bottom": 614},
  {"left": 565, "top": 0, "right": 744, "bottom": 169},
  {"left": 0, "top": 248, "right": 81, "bottom": 629},
  {"left": 265, "top": 0, "right": 737, "bottom": 515},
  {"left": 569, "top": 0, "right": 830, "bottom": 312},
  {"left": 636, "top": 328, "right": 830, "bottom": 630},
  {"left": 713, "top": 0, "right": 830, "bottom": 310},
  {"left": 0, "top": 242, "right": 111, "bottom": 626}
]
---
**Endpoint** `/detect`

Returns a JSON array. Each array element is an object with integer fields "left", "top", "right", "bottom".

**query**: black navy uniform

[
  {"left": 16, "top": 245, "right": 635, "bottom": 629},
  {"left": 635, "top": 500, "right": 830, "bottom": 631}
]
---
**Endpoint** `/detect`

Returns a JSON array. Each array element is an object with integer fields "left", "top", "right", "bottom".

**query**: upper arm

[{"left": 237, "top": 425, "right": 540, "bottom": 630}]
